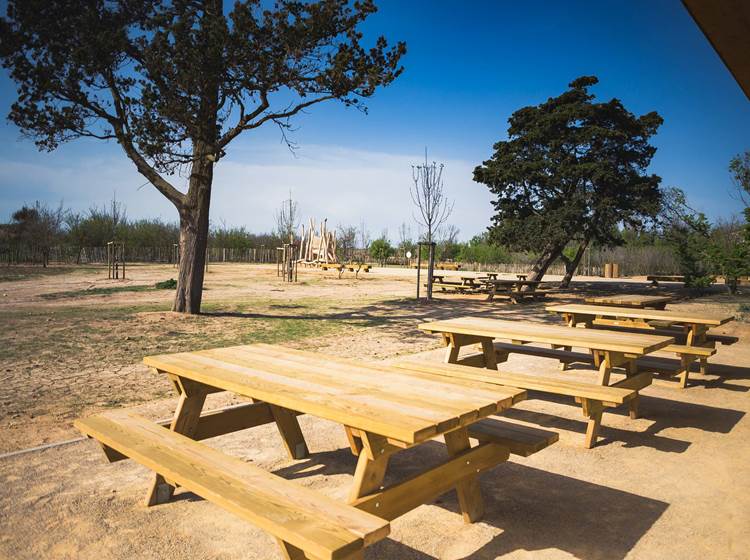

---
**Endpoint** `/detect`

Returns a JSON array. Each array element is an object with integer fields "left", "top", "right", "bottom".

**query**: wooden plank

[
  {"left": 101, "top": 402, "right": 284, "bottom": 463},
  {"left": 270, "top": 404, "right": 309, "bottom": 460},
  {"left": 146, "top": 353, "right": 436, "bottom": 444},
  {"left": 419, "top": 316, "right": 674, "bottom": 355},
  {"left": 235, "top": 344, "right": 523, "bottom": 416},
  {"left": 546, "top": 303, "right": 733, "bottom": 327},
  {"left": 145, "top": 344, "right": 524, "bottom": 445},
  {"left": 466, "top": 418, "right": 558, "bottom": 457},
  {"left": 584, "top": 294, "right": 671, "bottom": 308},
  {"left": 393, "top": 360, "right": 634, "bottom": 405},
  {"left": 444, "top": 427, "right": 484, "bottom": 522},
  {"left": 75, "top": 410, "right": 389, "bottom": 560},
  {"left": 227, "top": 345, "right": 515, "bottom": 429},
  {"left": 350, "top": 442, "right": 508, "bottom": 521},
  {"left": 146, "top": 380, "right": 209, "bottom": 506}
]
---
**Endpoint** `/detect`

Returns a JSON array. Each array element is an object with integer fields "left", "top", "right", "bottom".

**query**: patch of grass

[
  {"left": 155, "top": 278, "right": 177, "bottom": 289},
  {"left": 0, "top": 265, "right": 95, "bottom": 282},
  {"left": 40, "top": 284, "right": 154, "bottom": 300}
]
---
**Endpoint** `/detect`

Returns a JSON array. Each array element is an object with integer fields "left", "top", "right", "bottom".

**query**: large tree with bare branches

[{"left": 0, "top": 0, "right": 405, "bottom": 312}]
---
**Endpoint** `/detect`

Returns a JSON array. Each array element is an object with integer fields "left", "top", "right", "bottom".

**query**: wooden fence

[{"left": 2, "top": 244, "right": 681, "bottom": 276}]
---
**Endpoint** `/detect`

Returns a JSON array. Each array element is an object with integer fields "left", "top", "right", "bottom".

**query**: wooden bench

[
  {"left": 320, "top": 263, "right": 343, "bottom": 271},
  {"left": 75, "top": 409, "right": 389, "bottom": 560},
  {"left": 490, "top": 340, "right": 714, "bottom": 389},
  {"left": 646, "top": 275, "right": 685, "bottom": 286},
  {"left": 587, "top": 322, "right": 738, "bottom": 347},
  {"left": 393, "top": 358, "right": 647, "bottom": 448},
  {"left": 466, "top": 417, "right": 558, "bottom": 457}
]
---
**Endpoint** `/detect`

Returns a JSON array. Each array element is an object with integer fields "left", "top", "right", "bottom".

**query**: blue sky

[{"left": 1, "top": 0, "right": 748, "bottom": 240}]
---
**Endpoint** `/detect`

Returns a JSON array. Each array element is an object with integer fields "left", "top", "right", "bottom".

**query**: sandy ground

[{"left": 1, "top": 263, "right": 749, "bottom": 559}]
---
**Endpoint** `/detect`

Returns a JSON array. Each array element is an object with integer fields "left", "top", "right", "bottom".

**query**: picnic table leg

[
  {"left": 699, "top": 358, "right": 708, "bottom": 375},
  {"left": 348, "top": 432, "right": 391, "bottom": 502},
  {"left": 581, "top": 398, "right": 604, "bottom": 449},
  {"left": 678, "top": 355, "right": 694, "bottom": 389},
  {"left": 480, "top": 339, "right": 498, "bottom": 370},
  {"left": 270, "top": 404, "right": 309, "bottom": 459},
  {"left": 625, "top": 361, "right": 641, "bottom": 418},
  {"left": 551, "top": 344, "right": 572, "bottom": 370},
  {"left": 145, "top": 377, "right": 209, "bottom": 506},
  {"left": 444, "top": 427, "right": 484, "bottom": 523},
  {"left": 595, "top": 351, "right": 612, "bottom": 386},
  {"left": 344, "top": 426, "right": 363, "bottom": 455}
]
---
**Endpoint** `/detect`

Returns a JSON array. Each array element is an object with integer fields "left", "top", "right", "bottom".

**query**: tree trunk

[
  {"left": 560, "top": 239, "right": 590, "bottom": 288},
  {"left": 527, "top": 244, "right": 563, "bottom": 285},
  {"left": 173, "top": 155, "right": 213, "bottom": 314}
]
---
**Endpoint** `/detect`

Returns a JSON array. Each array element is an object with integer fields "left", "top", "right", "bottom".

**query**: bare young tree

[
  {"left": 358, "top": 220, "right": 371, "bottom": 251},
  {"left": 411, "top": 153, "right": 454, "bottom": 243},
  {"left": 411, "top": 151, "right": 453, "bottom": 300},
  {"left": 398, "top": 222, "right": 411, "bottom": 247},
  {"left": 274, "top": 192, "right": 300, "bottom": 242},
  {"left": 336, "top": 224, "right": 358, "bottom": 260}
]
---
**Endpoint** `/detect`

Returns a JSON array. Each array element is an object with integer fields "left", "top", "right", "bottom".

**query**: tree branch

[{"left": 104, "top": 72, "right": 186, "bottom": 209}]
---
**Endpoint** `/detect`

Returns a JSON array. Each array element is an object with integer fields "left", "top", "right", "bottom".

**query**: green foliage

[
  {"left": 0, "top": 0, "right": 406, "bottom": 169},
  {"left": 455, "top": 234, "right": 511, "bottom": 264},
  {"left": 729, "top": 151, "right": 750, "bottom": 206},
  {"left": 708, "top": 215, "right": 750, "bottom": 294},
  {"left": 40, "top": 285, "right": 153, "bottom": 300},
  {"left": 155, "top": 278, "right": 177, "bottom": 290},
  {"left": 473, "top": 75, "right": 662, "bottom": 277},
  {"left": 369, "top": 236, "right": 393, "bottom": 264},
  {"left": 662, "top": 190, "right": 715, "bottom": 291}
]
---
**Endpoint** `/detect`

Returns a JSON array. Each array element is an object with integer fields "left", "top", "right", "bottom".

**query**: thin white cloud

[{"left": 0, "top": 142, "right": 494, "bottom": 241}]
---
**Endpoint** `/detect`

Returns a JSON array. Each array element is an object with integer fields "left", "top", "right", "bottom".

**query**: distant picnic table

[
  {"left": 416, "top": 316, "right": 673, "bottom": 447},
  {"left": 481, "top": 279, "right": 544, "bottom": 303},
  {"left": 585, "top": 294, "right": 671, "bottom": 309},
  {"left": 76, "top": 344, "right": 539, "bottom": 559},
  {"left": 646, "top": 274, "right": 685, "bottom": 286},
  {"left": 546, "top": 303, "right": 736, "bottom": 387}
]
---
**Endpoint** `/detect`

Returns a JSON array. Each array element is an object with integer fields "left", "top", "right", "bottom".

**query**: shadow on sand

[{"left": 271, "top": 440, "right": 668, "bottom": 560}]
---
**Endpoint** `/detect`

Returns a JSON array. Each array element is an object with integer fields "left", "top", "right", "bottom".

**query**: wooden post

[
  {"left": 426, "top": 242, "right": 436, "bottom": 301},
  {"left": 416, "top": 243, "right": 422, "bottom": 299}
]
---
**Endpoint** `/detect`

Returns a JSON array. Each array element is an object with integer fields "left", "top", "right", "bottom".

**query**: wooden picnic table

[
  {"left": 142, "top": 344, "right": 526, "bottom": 522},
  {"left": 545, "top": 304, "right": 735, "bottom": 387},
  {"left": 546, "top": 303, "right": 733, "bottom": 346},
  {"left": 419, "top": 316, "right": 673, "bottom": 386},
  {"left": 418, "top": 317, "right": 672, "bottom": 446},
  {"left": 481, "top": 279, "right": 542, "bottom": 302},
  {"left": 584, "top": 294, "right": 671, "bottom": 309},
  {"left": 647, "top": 274, "right": 685, "bottom": 286}
]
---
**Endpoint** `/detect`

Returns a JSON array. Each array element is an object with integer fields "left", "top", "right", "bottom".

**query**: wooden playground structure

[{"left": 299, "top": 218, "right": 337, "bottom": 264}]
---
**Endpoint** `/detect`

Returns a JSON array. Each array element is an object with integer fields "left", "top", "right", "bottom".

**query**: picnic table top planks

[
  {"left": 546, "top": 303, "right": 733, "bottom": 327},
  {"left": 143, "top": 344, "right": 526, "bottom": 445},
  {"left": 418, "top": 316, "right": 674, "bottom": 355},
  {"left": 584, "top": 294, "right": 671, "bottom": 308}
]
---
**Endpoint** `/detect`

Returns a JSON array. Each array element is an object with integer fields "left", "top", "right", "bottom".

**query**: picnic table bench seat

[
  {"left": 393, "top": 358, "right": 648, "bottom": 448},
  {"left": 646, "top": 275, "right": 685, "bottom": 286},
  {"left": 465, "top": 418, "right": 558, "bottom": 457},
  {"left": 75, "top": 409, "right": 388, "bottom": 560},
  {"left": 587, "top": 322, "right": 738, "bottom": 347},
  {"left": 488, "top": 339, "right": 715, "bottom": 389}
]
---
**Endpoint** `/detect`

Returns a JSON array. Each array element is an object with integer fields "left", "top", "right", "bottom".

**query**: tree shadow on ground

[{"left": 274, "top": 440, "right": 668, "bottom": 560}]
